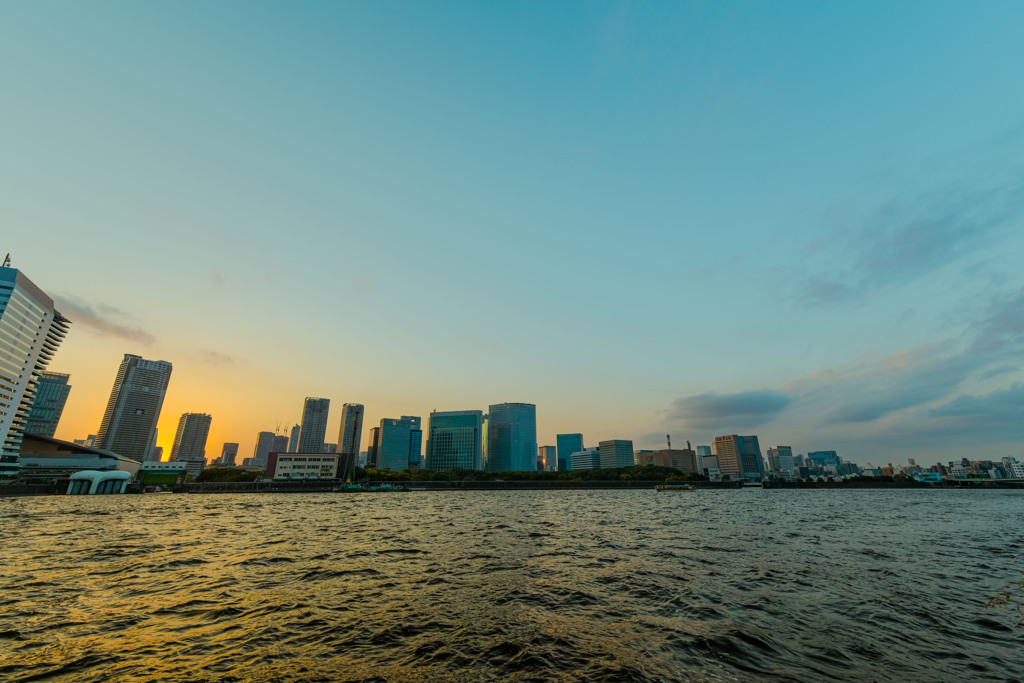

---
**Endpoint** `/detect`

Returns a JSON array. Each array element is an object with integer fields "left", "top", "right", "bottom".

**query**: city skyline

[{"left": 3, "top": 2, "right": 1023, "bottom": 465}]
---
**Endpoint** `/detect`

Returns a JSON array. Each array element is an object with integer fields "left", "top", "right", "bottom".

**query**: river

[{"left": 1, "top": 489, "right": 1021, "bottom": 681}]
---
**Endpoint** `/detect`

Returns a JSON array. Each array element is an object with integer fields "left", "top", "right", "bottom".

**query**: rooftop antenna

[
  {"left": 2, "top": 253, "right": 10, "bottom": 268},
  {"left": 667, "top": 434, "right": 671, "bottom": 450}
]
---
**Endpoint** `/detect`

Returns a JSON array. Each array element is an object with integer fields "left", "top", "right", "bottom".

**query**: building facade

[
  {"left": 556, "top": 433, "right": 583, "bottom": 472},
  {"left": 374, "top": 416, "right": 422, "bottom": 471},
  {"left": 95, "top": 354, "right": 172, "bottom": 463},
  {"left": 767, "top": 446, "right": 796, "bottom": 479},
  {"left": 713, "top": 435, "right": 764, "bottom": 480},
  {"left": 217, "top": 442, "right": 239, "bottom": 466},
  {"left": 425, "top": 410, "right": 483, "bottom": 470},
  {"left": 266, "top": 452, "right": 340, "bottom": 479},
  {"left": 169, "top": 413, "right": 212, "bottom": 463},
  {"left": 598, "top": 440, "right": 634, "bottom": 469},
  {"left": 337, "top": 403, "right": 364, "bottom": 476},
  {"left": 288, "top": 424, "right": 301, "bottom": 452},
  {"left": 297, "top": 397, "right": 330, "bottom": 453},
  {"left": 252, "top": 430, "right": 276, "bottom": 468},
  {"left": 539, "top": 445, "right": 556, "bottom": 471},
  {"left": 485, "top": 403, "right": 537, "bottom": 472},
  {"left": 0, "top": 266, "right": 71, "bottom": 479},
  {"left": 570, "top": 447, "right": 600, "bottom": 471},
  {"left": 366, "top": 427, "right": 380, "bottom": 468},
  {"left": 23, "top": 371, "right": 72, "bottom": 439}
]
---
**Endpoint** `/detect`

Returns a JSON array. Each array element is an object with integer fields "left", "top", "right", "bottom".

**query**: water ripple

[{"left": 1, "top": 489, "right": 1022, "bottom": 681}]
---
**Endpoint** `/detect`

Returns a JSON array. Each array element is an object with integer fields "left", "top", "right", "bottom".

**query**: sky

[{"left": 3, "top": 1, "right": 1023, "bottom": 466}]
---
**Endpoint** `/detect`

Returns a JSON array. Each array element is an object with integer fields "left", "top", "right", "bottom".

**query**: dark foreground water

[{"left": 2, "top": 489, "right": 1022, "bottom": 682}]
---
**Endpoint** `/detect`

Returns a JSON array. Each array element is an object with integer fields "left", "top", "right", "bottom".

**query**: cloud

[
  {"left": 661, "top": 285, "right": 1024, "bottom": 458},
  {"left": 53, "top": 296, "right": 155, "bottom": 345},
  {"left": 668, "top": 389, "right": 791, "bottom": 431},
  {"left": 794, "top": 177, "right": 1024, "bottom": 306},
  {"left": 970, "top": 287, "right": 1024, "bottom": 354},
  {"left": 930, "top": 383, "right": 1024, "bottom": 420}
]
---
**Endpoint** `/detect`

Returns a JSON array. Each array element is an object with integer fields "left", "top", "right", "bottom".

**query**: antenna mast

[{"left": 2, "top": 253, "right": 10, "bottom": 268}]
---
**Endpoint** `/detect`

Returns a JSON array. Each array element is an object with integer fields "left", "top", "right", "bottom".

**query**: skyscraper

[
  {"left": 95, "top": 354, "right": 173, "bottom": 462},
  {"left": 485, "top": 403, "right": 537, "bottom": 472},
  {"left": 24, "top": 371, "right": 72, "bottom": 438},
  {"left": 218, "top": 442, "right": 239, "bottom": 466},
  {"left": 713, "top": 435, "right": 764, "bottom": 480},
  {"left": 425, "top": 410, "right": 483, "bottom": 470},
  {"left": 298, "top": 397, "right": 330, "bottom": 453},
  {"left": 556, "top": 433, "right": 583, "bottom": 472},
  {"left": 539, "top": 445, "right": 556, "bottom": 471},
  {"left": 273, "top": 434, "right": 289, "bottom": 453},
  {"left": 169, "top": 413, "right": 212, "bottom": 464},
  {"left": 598, "top": 440, "right": 634, "bottom": 469},
  {"left": 0, "top": 266, "right": 71, "bottom": 479},
  {"left": 288, "top": 424, "right": 301, "bottom": 452},
  {"left": 337, "top": 403, "right": 364, "bottom": 476},
  {"left": 767, "top": 446, "right": 795, "bottom": 479},
  {"left": 366, "top": 427, "right": 380, "bottom": 468},
  {"left": 375, "top": 416, "right": 422, "bottom": 471},
  {"left": 253, "top": 431, "right": 276, "bottom": 468}
]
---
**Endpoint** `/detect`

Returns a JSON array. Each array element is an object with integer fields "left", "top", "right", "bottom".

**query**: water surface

[{"left": 1, "top": 489, "right": 1022, "bottom": 681}]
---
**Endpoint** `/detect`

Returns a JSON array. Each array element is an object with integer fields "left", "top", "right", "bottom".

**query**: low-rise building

[
  {"left": 266, "top": 452, "right": 339, "bottom": 479},
  {"left": 569, "top": 447, "right": 600, "bottom": 471},
  {"left": 18, "top": 434, "right": 141, "bottom": 481}
]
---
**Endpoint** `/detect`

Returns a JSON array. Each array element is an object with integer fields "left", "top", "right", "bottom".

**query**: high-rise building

[
  {"left": 767, "top": 446, "right": 795, "bottom": 479},
  {"left": 696, "top": 445, "right": 712, "bottom": 457},
  {"left": 598, "top": 440, "right": 634, "bottom": 469},
  {"left": 253, "top": 431, "right": 276, "bottom": 468},
  {"left": 288, "top": 424, "right": 301, "bottom": 452},
  {"left": 556, "top": 433, "right": 583, "bottom": 472},
  {"left": 0, "top": 266, "right": 71, "bottom": 479},
  {"left": 366, "top": 427, "right": 380, "bottom": 468},
  {"left": 485, "top": 403, "right": 537, "bottom": 472},
  {"left": 24, "top": 371, "right": 72, "bottom": 438},
  {"left": 218, "top": 442, "right": 239, "bottom": 466},
  {"left": 337, "top": 403, "right": 364, "bottom": 476},
  {"left": 375, "top": 416, "right": 422, "bottom": 471},
  {"left": 298, "top": 397, "right": 330, "bottom": 453},
  {"left": 713, "top": 435, "right": 764, "bottom": 480},
  {"left": 272, "top": 434, "right": 289, "bottom": 453},
  {"left": 95, "top": 354, "right": 173, "bottom": 462},
  {"left": 425, "top": 410, "right": 483, "bottom": 470},
  {"left": 539, "top": 445, "right": 556, "bottom": 471},
  {"left": 170, "top": 413, "right": 212, "bottom": 464}
]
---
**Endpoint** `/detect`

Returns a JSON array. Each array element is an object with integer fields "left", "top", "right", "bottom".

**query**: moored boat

[{"left": 655, "top": 484, "right": 696, "bottom": 492}]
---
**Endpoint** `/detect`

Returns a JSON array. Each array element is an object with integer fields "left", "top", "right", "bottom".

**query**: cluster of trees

[
  {"left": 356, "top": 464, "right": 701, "bottom": 483},
  {"left": 196, "top": 467, "right": 264, "bottom": 483}
]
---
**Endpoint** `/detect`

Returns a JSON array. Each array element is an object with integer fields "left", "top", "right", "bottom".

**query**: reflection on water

[{"left": 1, "top": 489, "right": 1022, "bottom": 681}]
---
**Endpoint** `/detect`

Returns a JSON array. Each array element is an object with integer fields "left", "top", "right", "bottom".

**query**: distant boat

[{"left": 655, "top": 484, "right": 696, "bottom": 492}]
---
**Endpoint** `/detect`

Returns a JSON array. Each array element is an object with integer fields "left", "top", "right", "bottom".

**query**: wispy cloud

[
  {"left": 794, "top": 177, "right": 1024, "bottom": 306},
  {"left": 662, "top": 285, "right": 1024, "bottom": 456},
  {"left": 54, "top": 296, "right": 155, "bottom": 345}
]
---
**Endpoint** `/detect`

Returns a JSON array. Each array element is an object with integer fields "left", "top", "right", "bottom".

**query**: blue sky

[{"left": 3, "top": 1, "right": 1022, "bottom": 465}]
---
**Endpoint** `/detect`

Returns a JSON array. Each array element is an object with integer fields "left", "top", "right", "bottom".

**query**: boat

[{"left": 655, "top": 484, "right": 696, "bottom": 492}]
